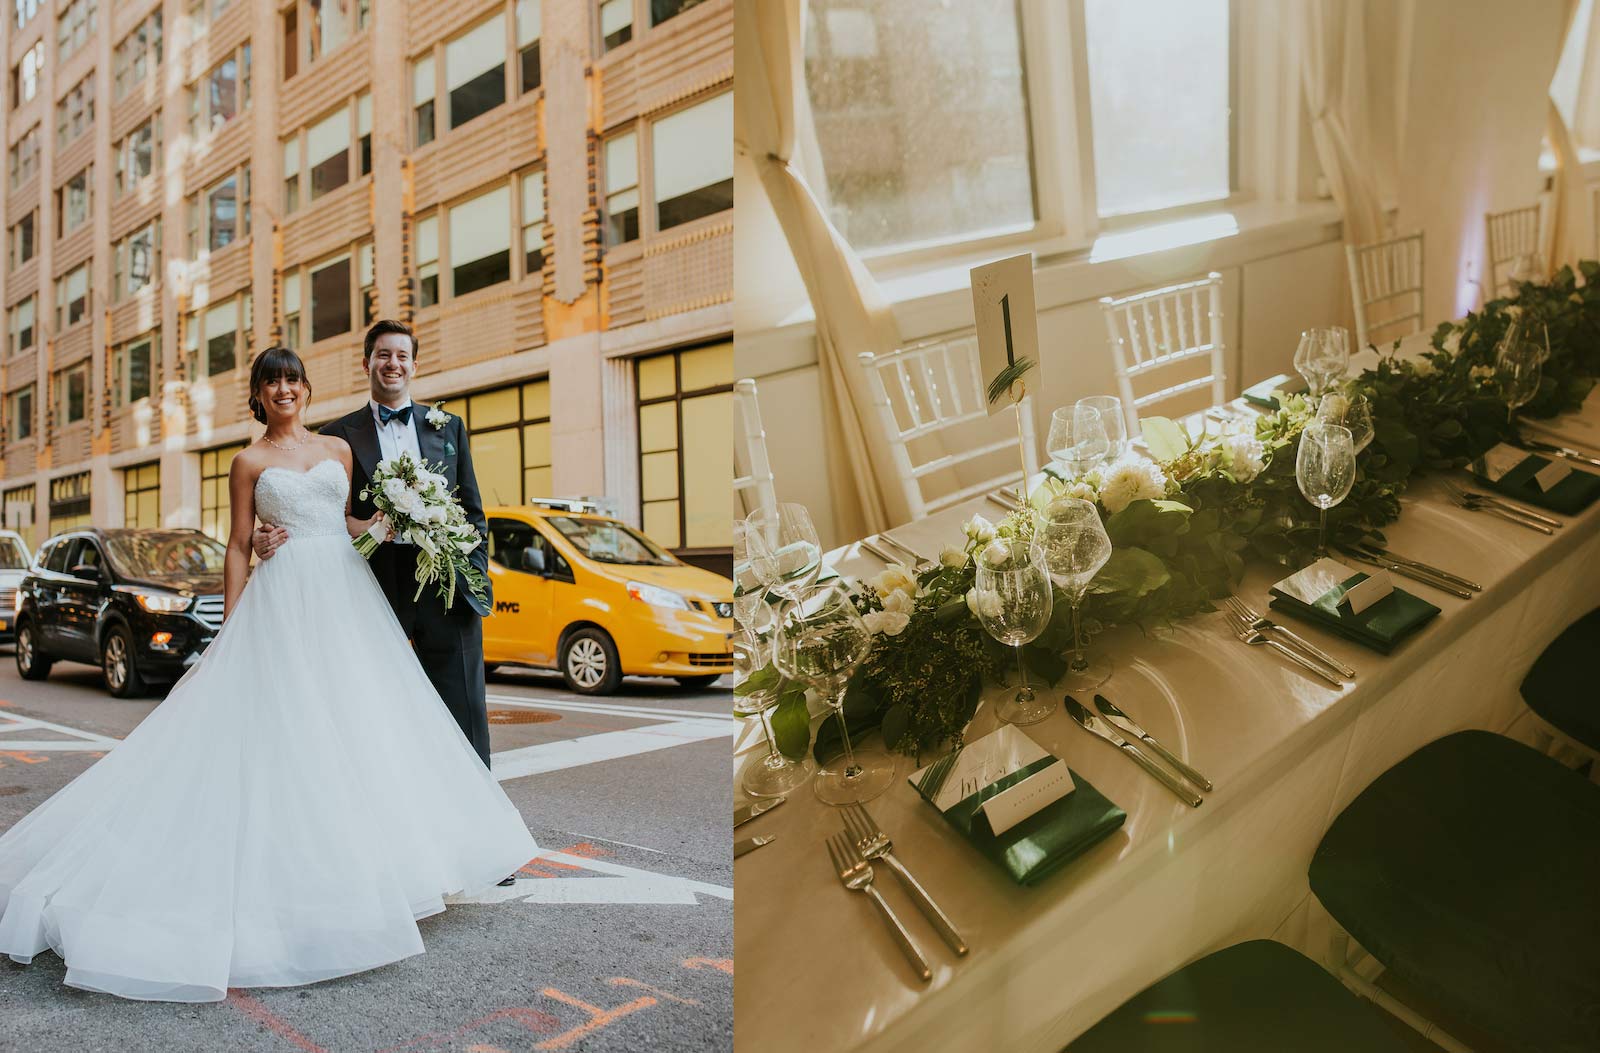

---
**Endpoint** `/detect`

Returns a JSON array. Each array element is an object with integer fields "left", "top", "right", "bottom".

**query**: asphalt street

[{"left": 0, "top": 654, "right": 733, "bottom": 1053}]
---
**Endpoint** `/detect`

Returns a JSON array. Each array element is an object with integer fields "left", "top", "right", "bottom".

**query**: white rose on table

[
  {"left": 964, "top": 587, "right": 1003, "bottom": 621},
  {"left": 963, "top": 514, "right": 997, "bottom": 544},
  {"left": 1097, "top": 459, "right": 1169, "bottom": 514},
  {"left": 939, "top": 545, "right": 967, "bottom": 569},
  {"left": 1221, "top": 433, "right": 1266, "bottom": 483},
  {"left": 869, "top": 564, "right": 918, "bottom": 601},
  {"left": 862, "top": 607, "right": 910, "bottom": 636}
]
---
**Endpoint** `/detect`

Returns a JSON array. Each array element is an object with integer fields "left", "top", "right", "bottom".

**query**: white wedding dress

[{"left": 0, "top": 457, "right": 538, "bottom": 1002}]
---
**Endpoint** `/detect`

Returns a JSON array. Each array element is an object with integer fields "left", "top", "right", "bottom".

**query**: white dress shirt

[{"left": 370, "top": 399, "right": 421, "bottom": 464}]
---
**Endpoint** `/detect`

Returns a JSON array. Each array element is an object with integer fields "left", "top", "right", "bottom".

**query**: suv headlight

[
  {"left": 626, "top": 581, "right": 691, "bottom": 610},
  {"left": 134, "top": 591, "right": 192, "bottom": 614}
]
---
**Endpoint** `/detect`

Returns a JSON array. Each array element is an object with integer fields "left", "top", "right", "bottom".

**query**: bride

[{"left": 0, "top": 347, "right": 538, "bottom": 1002}]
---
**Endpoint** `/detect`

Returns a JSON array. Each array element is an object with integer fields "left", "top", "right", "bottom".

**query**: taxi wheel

[
  {"left": 561, "top": 628, "right": 622, "bottom": 695},
  {"left": 102, "top": 624, "right": 147, "bottom": 699},
  {"left": 15, "top": 620, "right": 52, "bottom": 681},
  {"left": 674, "top": 675, "right": 722, "bottom": 689}
]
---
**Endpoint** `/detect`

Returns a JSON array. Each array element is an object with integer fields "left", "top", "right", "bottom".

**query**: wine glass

[
  {"left": 745, "top": 503, "right": 822, "bottom": 601},
  {"left": 772, "top": 582, "right": 890, "bottom": 806},
  {"left": 1496, "top": 322, "right": 1543, "bottom": 427},
  {"left": 972, "top": 539, "right": 1054, "bottom": 725},
  {"left": 1316, "top": 392, "right": 1374, "bottom": 454},
  {"left": 1075, "top": 395, "right": 1128, "bottom": 465},
  {"left": 1296, "top": 422, "right": 1356, "bottom": 557},
  {"left": 1294, "top": 327, "right": 1351, "bottom": 398},
  {"left": 732, "top": 518, "right": 773, "bottom": 625},
  {"left": 1506, "top": 251, "right": 1544, "bottom": 291},
  {"left": 733, "top": 612, "right": 811, "bottom": 798},
  {"left": 1035, "top": 497, "right": 1113, "bottom": 689},
  {"left": 1047, "top": 405, "right": 1110, "bottom": 480}
]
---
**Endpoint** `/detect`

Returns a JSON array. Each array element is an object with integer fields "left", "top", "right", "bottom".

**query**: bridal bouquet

[{"left": 352, "top": 452, "right": 488, "bottom": 608}]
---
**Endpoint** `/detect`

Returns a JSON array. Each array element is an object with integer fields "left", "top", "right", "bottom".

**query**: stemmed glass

[
  {"left": 1316, "top": 392, "right": 1374, "bottom": 454},
  {"left": 1294, "top": 327, "right": 1351, "bottom": 398},
  {"left": 971, "top": 539, "right": 1054, "bottom": 725},
  {"left": 733, "top": 607, "right": 811, "bottom": 798},
  {"left": 745, "top": 503, "right": 822, "bottom": 601},
  {"left": 733, "top": 519, "right": 773, "bottom": 626},
  {"left": 1496, "top": 322, "right": 1543, "bottom": 427},
  {"left": 772, "top": 582, "right": 890, "bottom": 806},
  {"left": 1296, "top": 422, "right": 1356, "bottom": 557},
  {"left": 1035, "top": 497, "right": 1113, "bottom": 690},
  {"left": 1047, "top": 405, "right": 1110, "bottom": 481},
  {"left": 1074, "top": 396, "right": 1128, "bottom": 465}
]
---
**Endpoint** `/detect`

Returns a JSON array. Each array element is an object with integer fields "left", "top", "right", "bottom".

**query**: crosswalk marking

[
  {"left": 486, "top": 695, "right": 737, "bottom": 723},
  {"left": 491, "top": 719, "right": 735, "bottom": 782},
  {"left": 0, "top": 712, "right": 121, "bottom": 751},
  {"left": 444, "top": 850, "right": 732, "bottom": 907}
]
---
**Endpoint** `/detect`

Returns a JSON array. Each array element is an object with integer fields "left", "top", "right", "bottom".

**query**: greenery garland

[{"left": 737, "top": 261, "right": 1600, "bottom": 763}]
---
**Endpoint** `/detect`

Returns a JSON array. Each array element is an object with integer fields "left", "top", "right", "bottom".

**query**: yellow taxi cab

[{"left": 481, "top": 500, "right": 734, "bottom": 694}]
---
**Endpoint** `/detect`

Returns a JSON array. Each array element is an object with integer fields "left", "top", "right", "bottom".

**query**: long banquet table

[{"left": 733, "top": 338, "right": 1600, "bottom": 1052}]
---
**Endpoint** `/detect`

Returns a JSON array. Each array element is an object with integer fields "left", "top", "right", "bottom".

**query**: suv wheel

[
  {"left": 102, "top": 624, "right": 146, "bottom": 698},
  {"left": 560, "top": 628, "right": 622, "bottom": 695},
  {"left": 15, "top": 620, "right": 52, "bottom": 681}
]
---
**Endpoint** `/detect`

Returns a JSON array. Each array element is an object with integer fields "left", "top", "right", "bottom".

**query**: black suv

[{"left": 14, "top": 528, "right": 226, "bottom": 697}]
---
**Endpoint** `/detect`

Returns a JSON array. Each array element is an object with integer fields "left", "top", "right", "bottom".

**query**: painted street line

[
  {"left": 0, "top": 711, "right": 120, "bottom": 752},
  {"left": 492, "top": 719, "right": 735, "bottom": 782},
  {"left": 486, "top": 694, "right": 738, "bottom": 723},
  {"left": 445, "top": 850, "right": 731, "bottom": 907}
]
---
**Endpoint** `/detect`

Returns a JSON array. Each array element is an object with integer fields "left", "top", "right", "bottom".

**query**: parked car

[
  {"left": 481, "top": 500, "right": 734, "bottom": 694},
  {"left": 14, "top": 528, "right": 225, "bottom": 697},
  {"left": 0, "top": 529, "right": 33, "bottom": 644}
]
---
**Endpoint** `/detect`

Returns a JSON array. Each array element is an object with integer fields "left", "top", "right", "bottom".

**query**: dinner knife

[
  {"left": 1337, "top": 547, "right": 1474, "bottom": 600},
  {"left": 858, "top": 539, "right": 899, "bottom": 565},
  {"left": 1092, "top": 695, "right": 1213, "bottom": 793},
  {"left": 734, "top": 835, "right": 775, "bottom": 858},
  {"left": 1063, "top": 696, "right": 1202, "bottom": 808},
  {"left": 1516, "top": 435, "right": 1600, "bottom": 470},
  {"left": 878, "top": 532, "right": 931, "bottom": 567},
  {"left": 734, "top": 797, "right": 785, "bottom": 828},
  {"left": 1354, "top": 543, "right": 1481, "bottom": 592}
]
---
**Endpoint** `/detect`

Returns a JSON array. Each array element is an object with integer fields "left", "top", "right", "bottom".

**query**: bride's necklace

[{"left": 262, "top": 428, "right": 310, "bottom": 452}]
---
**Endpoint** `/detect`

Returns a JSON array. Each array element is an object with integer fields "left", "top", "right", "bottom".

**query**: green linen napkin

[
  {"left": 1242, "top": 373, "right": 1305, "bottom": 410},
  {"left": 1269, "top": 570, "right": 1440, "bottom": 655},
  {"left": 1469, "top": 445, "right": 1600, "bottom": 515}
]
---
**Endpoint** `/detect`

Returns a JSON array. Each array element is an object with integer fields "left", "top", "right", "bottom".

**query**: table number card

[
  {"left": 970, "top": 253, "right": 1042, "bottom": 417},
  {"left": 1275, "top": 556, "right": 1393, "bottom": 615}
]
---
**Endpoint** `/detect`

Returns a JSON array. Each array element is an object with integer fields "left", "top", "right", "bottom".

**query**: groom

[{"left": 253, "top": 320, "right": 496, "bottom": 769}]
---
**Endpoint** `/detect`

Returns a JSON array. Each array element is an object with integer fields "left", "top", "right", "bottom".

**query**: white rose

[
  {"left": 1097, "top": 459, "right": 1169, "bottom": 514},
  {"left": 962, "top": 514, "right": 996, "bottom": 543},
  {"left": 426, "top": 406, "right": 449, "bottom": 429},
  {"left": 964, "top": 587, "right": 1002, "bottom": 620},
  {"left": 381, "top": 478, "right": 409, "bottom": 505},
  {"left": 939, "top": 545, "right": 967, "bottom": 569},
  {"left": 880, "top": 589, "right": 914, "bottom": 617},
  {"left": 1470, "top": 364, "right": 1495, "bottom": 382},
  {"left": 868, "top": 564, "right": 917, "bottom": 601},
  {"left": 1221, "top": 433, "right": 1265, "bottom": 483},
  {"left": 862, "top": 610, "right": 910, "bottom": 636},
  {"left": 1411, "top": 357, "right": 1436, "bottom": 378}
]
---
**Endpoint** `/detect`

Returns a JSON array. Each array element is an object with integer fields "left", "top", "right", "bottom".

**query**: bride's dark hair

[{"left": 247, "top": 346, "right": 312, "bottom": 425}]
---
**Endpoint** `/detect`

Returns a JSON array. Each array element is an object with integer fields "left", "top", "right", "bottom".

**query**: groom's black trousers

[{"left": 371, "top": 544, "right": 492, "bottom": 767}]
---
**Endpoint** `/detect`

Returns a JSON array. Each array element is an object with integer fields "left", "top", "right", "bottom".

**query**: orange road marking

[
  {"left": 0, "top": 751, "right": 48, "bottom": 764},
  {"left": 608, "top": 977, "right": 700, "bottom": 1006},
  {"left": 561, "top": 841, "right": 608, "bottom": 859},
  {"left": 373, "top": 1008, "right": 560, "bottom": 1052},
  {"left": 682, "top": 957, "right": 734, "bottom": 975},
  {"left": 226, "top": 990, "right": 328, "bottom": 1053},
  {"left": 534, "top": 988, "right": 655, "bottom": 1051}
]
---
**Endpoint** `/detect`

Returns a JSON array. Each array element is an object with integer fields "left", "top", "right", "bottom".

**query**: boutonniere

[{"left": 426, "top": 401, "right": 450, "bottom": 430}]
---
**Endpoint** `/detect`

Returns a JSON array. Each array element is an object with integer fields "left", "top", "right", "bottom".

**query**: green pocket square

[{"left": 1471, "top": 452, "right": 1600, "bottom": 515}]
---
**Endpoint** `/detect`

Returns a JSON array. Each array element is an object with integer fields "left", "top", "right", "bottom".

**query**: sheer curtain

[
  {"left": 735, "top": 0, "right": 902, "bottom": 537},
  {"left": 1546, "top": 0, "right": 1597, "bottom": 270}
]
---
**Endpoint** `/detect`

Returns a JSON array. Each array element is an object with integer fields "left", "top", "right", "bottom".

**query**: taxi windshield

[{"left": 545, "top": 517, "right": 677, "bottom": 566}]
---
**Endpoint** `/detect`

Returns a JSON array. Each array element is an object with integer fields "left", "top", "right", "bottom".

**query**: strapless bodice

[{"left": 253, "top": 458, "right": 349, "bottom": 538}]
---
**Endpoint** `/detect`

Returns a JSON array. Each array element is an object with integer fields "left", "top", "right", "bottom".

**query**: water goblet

[
  {"left": 745, "top": 503, "right": 822, "bottom": 601},
  {"left": 1496, "top": 322, "right": 1543, "bottom": 427},
  {"left": 1294, "top": 327, "right": 1351, "bottom": 398},
  {"left": 1047, "top": 405, "right": 1110, "bottom": 481},
  {"left": 972, "top": 539, "right": 1054, "bottom": 725},
  {"left": 1296, "top": 422, "right": 1356, "bottom": 557},
  {"left": 1316, "top": 392, "right": 1374, "bottom": 454},
  {"left": 733, "top": 617, "right": 811, "bottom": 798},
  {"left": 1035, "top": 497, "right": 1114, "bottom": 689},
  {"left": 1075, "top": 395, "right": 1129, "bottom": 465}
]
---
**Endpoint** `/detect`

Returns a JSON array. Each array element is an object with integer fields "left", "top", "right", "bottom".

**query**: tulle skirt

[{"left": 0, "top": 531, "right": 539, "bottom": 1001}]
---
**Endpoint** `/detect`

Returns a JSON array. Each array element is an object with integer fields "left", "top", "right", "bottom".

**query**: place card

[
  {"left": 908, "top": 723, "right": 1072, "bottom": 817},
  {"left": 970, "top": 253, "right": 1042, "bottom": 417},
  {"left": 977, "top": 762, "right": 1076, "bottom": 836},
  {"left": 1533, "top": 458, "right": 1573, "bottom": 492},
  {"left": 1337, "top": 570, "right": 1393, "bottom": 615},
  {"left": 1475, "top": 443, "right": 1533, "bottom": 483},
  {"left": 1273, "top": 556, "right": 1359, "bottom": 606}
]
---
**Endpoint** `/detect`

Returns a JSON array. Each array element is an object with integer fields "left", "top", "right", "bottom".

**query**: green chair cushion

[
  {"left": 1309, "top": 730, "right": 1600, "bottom": 1052},
  {"left": 1521, "top": 608, "right": 1600, "bottom": 753},
  {"left": 1066, "top": 940, "right": 1411, "bottom": 1052}
]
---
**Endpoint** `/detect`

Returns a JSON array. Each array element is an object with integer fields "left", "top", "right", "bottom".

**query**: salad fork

[
  {"left": 825, "top": 832, "right": 931, "bottom": 981},
  {"left": 1223, "top": 611, "right": 1344, "bottom": 687},
  {"left": 842, "top": 805, "right": 967, "bottom": 955},
  {"left": 1223, "top": 596, "right": 1355, "bottom": 678},
  {"left": 1439, "top": 482, "right": 1554, "bottom": 534}
]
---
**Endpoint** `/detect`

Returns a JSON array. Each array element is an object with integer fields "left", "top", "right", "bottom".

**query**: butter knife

[
  {"left": 878, "top": 532, "right": 931, "bottom": 567},
  {"left": 858, "top": 539, "right": 899, "bottom": 565},
  {"left": 1516, "top": 435, "right": 1600, "bottom": 470},
  {"left": 1353, "top": 543, "right": 1481, "bottom": 592},
  {"left": 1092, "top": 695, "right": 1212, "bottom": 793},
  {"left": 1063, "top": 696, "right": 1202, "bottom": 808},
  {"left": 734, "top": 796, "right": 785, "bottom": 828},
  {"left": 1337, "top": 546, "right": 1474, "bottom": 600},
  {"left": 734, "top": 835, "right": 774, "bottom": 858}
]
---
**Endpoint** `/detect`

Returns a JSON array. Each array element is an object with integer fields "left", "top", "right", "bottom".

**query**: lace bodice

[{"left": 253, "top": 458, "right": 349, "bottom": 538}]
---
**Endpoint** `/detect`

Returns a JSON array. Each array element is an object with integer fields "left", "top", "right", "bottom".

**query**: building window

[
  {"left": 122, "top": 462, "right": 160, "bottom": 528},
  {"left": 652, "top": 0, "right": 708, "bottom": 24},
  {"left": 600, "top": 0, "right": 632, "bottom": 51},
  {"left": 8, "top": 297, "right": 34, "bottom": 355},
  {"left": 55, "top": 264, "right": 90, "bottom": 330},
  {"left": 654, "top": 92, "right": 732, "bottom": 231},
  {"left": 11, "top": 40, "right": 43, "bottom": 108},
  {"left": 284, "top": 95, "right": 369, "bottom": 205},
  {"left": 412, "top": 54, "right": 435, "bottom": 147},
  {"left": 446, "top": 15, "right": 506, "bottom": 130},
  {"left": 517, "top": 0, "right": 540, "bottom": 93},
  {"left": 115, "top": 221, "right": 162, "bottom": 300},
  {"left": 357, "top": 241, "right": 375, "bottom": 326},
  {"left": 282, "top": 138, "right": 300, "bottom": 213},
  {"left": 521, "top": 170, "right": 545, "bottom": 276},
  {"left": 56, "top": 166, "right": 93, "bottom": 238},
  {"left": 200, "top": 442, "right": 246, "bottom": 540},
  {"left": 308, "top": 0, "right": 352, "bottom": 63},
  {"left": 57, "top": 0, "right": 96, "bottom": 62},
  {"left": 357, "top": 91, "right": 372, "bottom": 175},
  {"left": 191, "top": 166, "right": 251, "bottom": 253},
  {"left": 115, "top": 115, "right": 160, "bottom": 196},
  {"left": 191, "top": 298, "right": 245, "bottom": 377},
  {"left": 56, "top": 363, "right": 89, "bottom": 425},
  {"left": 604, "top": 131, "right": 639, "bottom": 246},
  {"left": 48, "top": 471, "right": 91, "bottom": 534},
  {"left": 415, "top": 212, "right": 438, "bottom": 308},
  {"left": 55, "top": 75, "right": 95, "bottom": 150},
  {"left": 112, "top": 331, "right": 157, "bottom": 407},
  {"left": 8, "top": 125, "right": 38, "bottom": 188},
  {"left": 450, "top": 185, "right": 511, "bottom": 297},
  {"left": 282, "top": 271, "right": 301, "bottom": 349},
  {"left": 439, "top": 380, "right": 552, "bottom": 507},
  {"left": 2, "top": 484, "right": 36, "bottom": 547},
  {"left": 13, "top": 0, "right": 38, "bottom": 30},
  {"left": 9, "top": 209, "right": 35, "bottom": 268},
  {"left": 309, "top": 255, "right": 351, "bottom": 342},
  {"left": 635, "top": 342, "right": 732, "bottom": 551},
  {"left": 5, "top": 385, "right": 33, "bottom": 441},
  {"left": 190, "top": 43, "right": 251, "bottom": 137},
  {"left": 113, "top": 9, "right": 164, "bottom": 101}
]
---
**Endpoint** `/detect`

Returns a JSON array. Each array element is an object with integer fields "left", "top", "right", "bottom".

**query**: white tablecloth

[{"left": 734, "top": 361, "right": 1600, "bottom": 1052}]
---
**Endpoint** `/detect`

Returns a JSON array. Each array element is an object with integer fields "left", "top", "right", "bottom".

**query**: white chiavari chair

[
  {"left": 1345, "top": 231, "right": 1425, "bottom": 350},
  {"left": 733, "top": 378, "right": 778, "bottom": 520},
  {"left": 858, "top": 333, "right": 1038, "bottom": 520},
  {"left": 1484, "top": 203, "right": 1544, "bottom": 296},
  {"left": 1098, "top": 272, "right": 1227, "bottom": 435}
]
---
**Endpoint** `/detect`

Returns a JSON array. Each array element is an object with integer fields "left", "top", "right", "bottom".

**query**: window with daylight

[
  {"left": 652, "top": 0, "right": 709, "bottom": 25},
  {"left": 636, "top": 343, "right": 733, "bottom": 552},
  {"left": 114, "top": 9, "right": 163, "bottom": 100},
  {"left": 57, "top": 0, "right": 96, "bottom": 62},
  {"left": 600, "top": 0, "right": 632, "bottom": 51},
  {"left": 517, "top": 0, "right": 540, "bottom": 93},
  {"left": 306, "top": 105, "right": 351, "bottom": 199},
  {"left": 282, "top": 273, "right": 301, "bottom": 350},
  {"left": 56, "top": 363, "right": 89, "bottom": 425},
  {"left": 122, "top": 463, "right": 160, "bottom": 528},
  {"left": 309, "top": 255, "right": 351, "bottom": 342},
  {"left": 8, "top": 125, "right": 37, "bottom": 188},
  {"left": 1, "top": 483, "right": 34, "bottom": 547},
  {"left": 113, "top": 331, "right": 157, "bottom": 407},
  {"left": 5, "top": 386, "right": 33, "bottom": 441},
  {"left": 115, "top": 116, "right": 160, "bottom": 195},
  {"left": 9, "top": 209, "right": 34, "bottom": 268},
  {"left": 13, "top": 40, "right": 43, "bottom": 108},
  {"left": 357, "top": 92, "right": 372, "bottom": 176},
  {"left": 521, "top": 170, "right": 545, "bottom": 276},
  {"left": 55, "top": 76, "right": 95, "bottom": 150},
  {"left": 653, "top": 92, "right": 733, "bottom": 230},
  {"left": 415, "top": 212, "right": 439, "bottom": 308},
  {"left": 8, "top": 297, "right": 34, "bottom": 355},
  {"left": 191, "top": 44, "right": 250, "bottom": 137},
  {"left": 438, "top": 381, "right": 552, "bottom": 507},
  {"left": 57, "top": 166, "right": 93, "bottom": 237},
  {"left": 412, "top": 54, "right": 435, "bottom": 147},
  {"left": 357, "top": 241, "right": 375, "bottom": 326},
  {"left": 13, "top": 0, "right": 37, "bottom": 30},
  {"left": 282, "top": 139, "right": 299, "bottom": 213},
  {"left": 197, "top": 298, "right": 242, "bottom": 376},
  {"left": 308, "top": 0, "right": 352, "bottom": 63},
  {"left": 200, "top": 442, "right": 246, "bottom": 540},
  {"left": 604, "top": 131, "right": 639, "bottom": 246},
  {"left": 446, "top": 16, "right": 506, "bottom": 130},
  {"left": 56, "top": 264, "right": 90, "bottom": 330},
  {"left": 47, "top": 471, "right": 91, "bottom": 533},
  {"left": 115, "top": 221, "right": 161, "bottom": 300},
  {"left": 450, "top": 185, "right": 512, "bottom": 297},
  {"left": 193, "top": 167, "right": 250, "bottom": 253}
]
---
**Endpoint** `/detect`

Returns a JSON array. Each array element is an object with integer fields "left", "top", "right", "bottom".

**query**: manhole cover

[
  {"left": 0, "top": 786, "right": 25, "bottom": 796},
  {"left": 487, "top": 709, "right": 561, "bottom": 725}
]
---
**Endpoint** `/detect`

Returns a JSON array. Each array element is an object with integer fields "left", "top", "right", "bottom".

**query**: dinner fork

[
  {"left": 1223, "top": 596, "right": 1355, "bottom": 678},
  {"left": 825, "top": 832, "right": 932, "bottom": 981},
  {"left": 1223, "top": 611, "right": 1344, "bottom": 687},
  {"left": 1439, "top": 482, "right": 1554, "bottom": 534},
  {"left": 1441, "top": 480, "right": 1561, "bottom": 527},
  {"left": 843, "top": 805, "right": 968, "bottom": 955}
]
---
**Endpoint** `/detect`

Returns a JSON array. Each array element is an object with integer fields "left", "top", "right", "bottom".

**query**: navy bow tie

[{"left": 378, "top": 404, "right": 413, "bottom": 425}]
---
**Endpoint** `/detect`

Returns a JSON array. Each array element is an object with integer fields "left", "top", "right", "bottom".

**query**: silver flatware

[
  {"left": 734, "top": 797, "right": 785, "bottom": 828},
  {"left": 1091, "top": 694, "right": 1212, "bottom": 793},
  {"left": 1440, "top": 483, "right": 1554, "bottom": 534},
  {"left": 1443, "top": 481, "right": 1562, "bottom": 529},
  {"left": 1352, "top": 542, "right": 1481, "bottom": 592},
  {"left": 1223, "top": 596, "right": 1356, "bottom": 678},
  {"left": 842, "top": 804, "right": 967, "bottom": 956},
  {"left": 735, "top": 835, "right": 775, "bottom": 858},
  {"left": 1223, "top": 611, "right": 1345, "bottom": 688},
  {"left": 1336, "top": 547, "right": 1474, "bottom": 600},
  {"left": 858, "top": 538, "right": 899, "bottom": 565},
  {"left": 825, "top": 831, "right": 932, "bottom": 982},
  {"left": 878, "top": 532, "right": 931, "bottom": 568},
  {"left": 1062, "top": 695, "right": 1203, "bottom": 808},
  {"left": 1516, "top": 434, "right": 1600, "bottom": 470},
  {"left": 986, "top": 488, "right": 1021, "bottom": 514}
]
